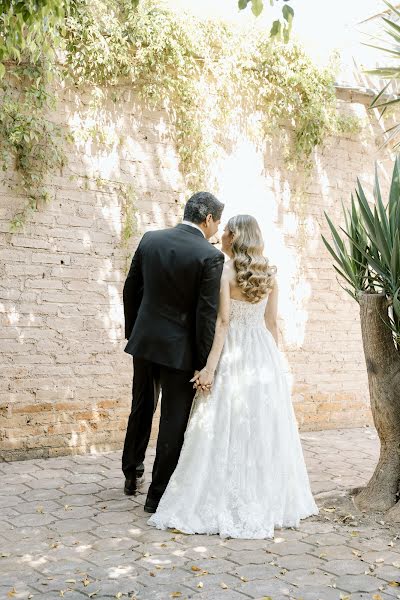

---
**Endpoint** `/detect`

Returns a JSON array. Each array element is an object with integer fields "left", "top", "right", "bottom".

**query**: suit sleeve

[
  {"left": 195, "top": 252, "right": 225, "bottom": 370},
  {"left": 123, "top": 236, "right": 145, "bottom": 340}
]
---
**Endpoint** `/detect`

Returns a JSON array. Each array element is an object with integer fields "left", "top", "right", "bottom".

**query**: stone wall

[{"left": 0, "top": 85, "right": 389, "bottom": 460}]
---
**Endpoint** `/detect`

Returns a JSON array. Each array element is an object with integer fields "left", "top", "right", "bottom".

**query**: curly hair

[{"left": 227, "top": 214, "right": 276, "bottom": 303}]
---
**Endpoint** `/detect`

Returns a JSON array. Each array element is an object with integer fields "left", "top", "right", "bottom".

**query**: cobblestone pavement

[{"left": 2, "top": 427, "right": 400, "bottom": 600}]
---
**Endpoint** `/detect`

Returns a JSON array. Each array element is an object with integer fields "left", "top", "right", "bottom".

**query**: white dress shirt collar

[{"left": 182, "top": 220, "right": 205, "bottom": 238}]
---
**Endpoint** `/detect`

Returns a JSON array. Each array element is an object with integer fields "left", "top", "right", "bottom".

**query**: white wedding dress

[{"left": 148, "top": 297, "right": 318, "bottom": 539}]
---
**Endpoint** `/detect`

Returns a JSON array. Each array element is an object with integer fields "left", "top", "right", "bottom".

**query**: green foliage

[
  {"left": 323, "top": 157, "right": 400, "bottom": 342},
  {"left": 238, "top": 0, "right": 294, "bottom": 41},
  {"left": 0, "top": 0, "right": 358, "bottom": 232},
  {"left": 0, "top": 65, "right": 65, "bottom": 229},
  {"left": 364, "top": 1, "right": 400, "bottom": 149},
  {"left": 0, "top": 0, "right": 66, "bottom": 75}
]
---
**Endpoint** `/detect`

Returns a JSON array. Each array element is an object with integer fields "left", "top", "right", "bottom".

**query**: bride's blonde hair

[{"left": 227, "top": 214, "right": 276, "bottom": 303}]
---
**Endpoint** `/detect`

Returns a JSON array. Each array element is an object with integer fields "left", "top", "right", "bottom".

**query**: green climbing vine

[{"left": 0, "top": 0, "right": 359, "bottom": 231}]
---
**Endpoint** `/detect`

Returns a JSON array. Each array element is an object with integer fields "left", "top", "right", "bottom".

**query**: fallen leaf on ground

[
  {"left": 170, "top": 529, "right": 183, "bottom": 534},
  {"left": 196, "top": 582, "right": 203, "bottom": 589},
  {"left": 1, "top": 553, "right": 11, "bottom": 558},
  {"left": 65, "top": 579, "right": 76, "bottom": 584},
  {"left": 240, "top": 576, "right": 248, "bottom": 582},
  {"left": 372, "top": 594, "right": 383, "bottom": 600},
  {"left": 389, "top": 581, "right": 400, "bottom": 587},
  {"left": 7, "top": 589, "right": 16, "bottom": 598},
  {"left": 375, "top": 558, "right": 385, "bottom": 563},
  {"left": 352, "top": 550, "right": 361, "bottom": 557},
  {"left": 273, "top": 537, "right": 285, "bottom": 543},
  {"left": 82, "top": 578, "right": 90, "bottom": 587},
  {"left": 115, "top": 593, "right": 123, "bottom": 599},
  {"left": 88, "top": 591, "right": 100, "bottom": 598},
  {"left": 170, "top": 593, "right": 182, "bottom": 598},
  {"left": 191, "top": 566, "right": 201, "bottom": 572},
  {"left": 350, "top": 531, "right": 359, "bottom": 537},
  {"left": 59, "top": 591, "right": 65, "bottom": 597},
  {"left": 149, "top": 572, "right": 155, "bottom": 577},
  {"left": 220, "top": 583, "right": 228, "bottom": 589},
  {"left": 323, "top": 507, "right": 336, "bottom": 513},
  {"left": 36, "top": 506, "right": 44, "bottom": 513},
  {"left": 155, "top": 566, "right": 163, "bottom": 570}
]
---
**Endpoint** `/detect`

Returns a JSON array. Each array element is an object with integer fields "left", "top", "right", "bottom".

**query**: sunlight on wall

[{"left": 214, "top": 137, "right": 310, "bottom": 350}]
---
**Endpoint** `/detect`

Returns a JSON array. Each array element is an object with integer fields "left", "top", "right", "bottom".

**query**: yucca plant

[
  {"left": 323, "top": 157, "right": 400, "bottom": 521},
  {"left": 365, "top": 1, "right": 400, "bottom": 149}
]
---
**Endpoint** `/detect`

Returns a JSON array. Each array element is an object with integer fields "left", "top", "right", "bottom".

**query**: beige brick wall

[{"left": 0, "top": 85, "right": 387, "bottom": 460}]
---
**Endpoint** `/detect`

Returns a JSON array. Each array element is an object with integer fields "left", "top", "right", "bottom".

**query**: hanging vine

[{"left": 0, "top": 0, "right": 359, "bottom": 230}]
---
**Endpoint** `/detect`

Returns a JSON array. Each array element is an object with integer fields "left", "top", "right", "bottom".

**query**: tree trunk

[{"left": 353, "top": 293, "right": 400, "bottom": 514}]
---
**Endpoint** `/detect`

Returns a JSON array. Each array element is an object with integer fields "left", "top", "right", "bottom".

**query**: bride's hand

[{"left": 190, "top": 367, "right": 214, "bottom": 391}]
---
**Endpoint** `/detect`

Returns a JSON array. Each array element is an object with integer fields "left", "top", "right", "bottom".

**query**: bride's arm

[
  {"left": 191, "top": 265, "right": 231, "bottom": 388},
  {"left": 264, "top": 278, "right": 278, "bottom": 345}
]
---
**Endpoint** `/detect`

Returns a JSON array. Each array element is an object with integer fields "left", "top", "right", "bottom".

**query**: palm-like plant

[
  {"left": 365, "top": 1, "right": 400, "bottom": 149},
  {"left": 323, "top": 157, "right": 400, "bottom": 521}
]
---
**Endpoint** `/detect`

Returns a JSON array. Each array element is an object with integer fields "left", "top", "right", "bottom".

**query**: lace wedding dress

[{"left": 148, "top": 298, "right": 318, "bottom": 539}]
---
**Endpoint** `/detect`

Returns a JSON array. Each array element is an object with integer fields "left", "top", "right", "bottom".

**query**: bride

[{"left": 148, "top": 214, "right": 318, "bottom": 539}]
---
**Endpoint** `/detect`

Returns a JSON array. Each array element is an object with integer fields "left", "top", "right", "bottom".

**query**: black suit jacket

[{"left": 123, "top": 224, "right": 225, "bottom": 371}]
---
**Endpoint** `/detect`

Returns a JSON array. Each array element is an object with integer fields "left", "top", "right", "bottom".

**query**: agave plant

[
  {"left": 323, "top": 157, "right": 400, "bottom": 522},
  {"left": 322, "top": 159, "right": 400, "bottom": 343},
  {"left": 365, "top": 2, "right": 400, "bottom": 148}
]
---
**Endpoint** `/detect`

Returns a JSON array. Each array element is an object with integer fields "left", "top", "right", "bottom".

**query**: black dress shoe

[
  {"left": 124, "top": 478, "right": 137, "bottom": 496},
  {"left": 144, "top": 497, "right": 159, "bottom": 513}
]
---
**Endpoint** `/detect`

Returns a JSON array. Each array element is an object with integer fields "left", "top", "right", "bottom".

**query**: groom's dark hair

[{"left": 183, "top": 192, "right": 224, "bottom": 224}]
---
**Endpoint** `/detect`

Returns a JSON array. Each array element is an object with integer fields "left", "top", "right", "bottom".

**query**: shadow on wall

[{"left": 0, "top": 85, "right": 186, "bottom": 460}]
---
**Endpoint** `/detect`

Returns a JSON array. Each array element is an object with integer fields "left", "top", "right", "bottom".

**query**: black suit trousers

[{"left": 122, "top": 358, "right": 196, "bottom": 502}]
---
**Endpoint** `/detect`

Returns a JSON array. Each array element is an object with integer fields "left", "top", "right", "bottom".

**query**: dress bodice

[{"left": 229, "top": 297, "right": 268, "bottom": 328}]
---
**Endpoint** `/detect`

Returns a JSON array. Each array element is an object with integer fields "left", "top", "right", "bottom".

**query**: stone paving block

[
  {"left": 280, "top": 567, "right": 336, "bottom": 587},
  {"left": 235, "top": 577, "right": 294, "bottom": 598},
  {"left": 194, "top": 590, "right": 249, "bottom": 600},
  {"left": 373, "top": 564, "right": 400, "bottom": 582},
  {"left": 48, "top": 517, "right": 97, "bottom": 534},
  {"left": 0, "top": 484, "right": 32, "bottom": 495},
  {"left": 91, "top": 510, "right": 136, "bottom": 525},
  {"left": 228, "top": 550, "right": 273, "bottom": 565},
  {"left": 305, "top": 532, "right": 349, "bottom": 546},
  {"left": 335, "top": 573, "right": 387, "bottom": 593},
  {"left": 24, "top": 477, "right": 70, "bottom": 490},
  {"left": 179, "top": 558, "right": 239, "bottom": 575},
  {"left": 135, "top": 553, "right": 190, "bottom": 571},
  {"left": 309, "top": 544, "right": 359, "bottom": 560},
  {"left": 268, "top": 541, "right": 314, "bottom": 555},
  {"left": 19, "top": 488, "right": 65, "bottom": 502},
  {"left": 92, "top": 537, "right": 141, "bottom": 551},
  {"left": 286, "top": 585, "right": 349, "bottom": 600},
  {"left": 229, "top": 563, "right": 280, "bottom": 580},
  {"left": 182, "top": 572, "right": 242, "bottom": 592},
  {"left": 50, "top": 506, "right": 99, "bottom": 520},
  {"left": 10, "top": 499, "right": 61, "bottom": 514},
  {"left": 275, "top": 553, "right": 325, "bottom": 570},
  {"left": 0, "top": 495, "right": 24, "bottom": 509},
  {"left": 322, "top": 558, "right": 367, "bottom": 576},
  {"left": 7, "top": 512, "right": 57, "bottom": 528},
  {"left": 62, "top": 483, "right": 104, "bottom": 495},
  {"left": 57, "top": 494, "right": 99, "bottom": 506},
  {"left": 135, "top": 582, "right": 196, "bottom": 599},
  {"left": 137, "top": 566, "right": 192, "bottom": 586}
]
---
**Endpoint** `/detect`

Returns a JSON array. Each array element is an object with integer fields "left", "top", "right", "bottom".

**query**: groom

[{"left": 122, "top": 192, "right": 225, "bottom": 513}]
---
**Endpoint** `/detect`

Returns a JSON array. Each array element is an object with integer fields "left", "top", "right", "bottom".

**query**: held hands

[{"left": 190, "top": 367, "right": 215, "bottom": 392}]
